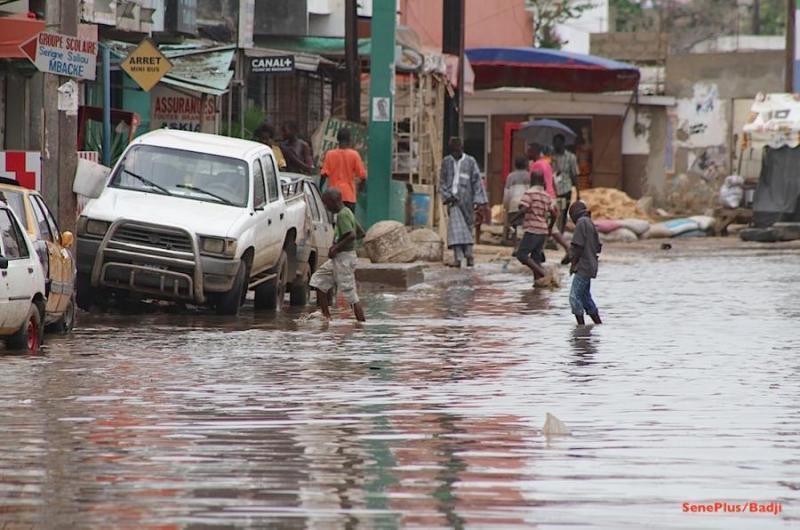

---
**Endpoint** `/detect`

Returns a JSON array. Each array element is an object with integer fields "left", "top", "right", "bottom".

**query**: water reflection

[{"left": 1, "top": 249, "right": 799, "bottom": 528}]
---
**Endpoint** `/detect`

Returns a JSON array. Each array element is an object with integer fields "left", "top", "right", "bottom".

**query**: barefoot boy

[
  {"left": 310, "top": 188, "right": 366, "bottom": 322},
  {"left": 516, "top": 169, "right": 559, "bottom": 287},
  {"left": 568, "top": 201, "right": 602, "bottom": 325}
]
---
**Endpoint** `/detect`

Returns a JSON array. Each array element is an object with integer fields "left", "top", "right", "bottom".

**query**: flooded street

[{"left": 1, "top": 241, "right": 798, "bottom": 529}]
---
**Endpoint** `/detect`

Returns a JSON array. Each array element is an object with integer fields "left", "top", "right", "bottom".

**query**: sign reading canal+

[
  {"left": 19, "top": 32, "right": 98, "bottom": 81},
  {"left": 120, "top": 38, "right": 173, "bottom": 92}
]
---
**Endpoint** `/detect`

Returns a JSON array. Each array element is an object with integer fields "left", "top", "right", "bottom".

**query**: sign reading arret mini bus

[{"left": 19, "top": 32, "right": 98, "bottom": 81}]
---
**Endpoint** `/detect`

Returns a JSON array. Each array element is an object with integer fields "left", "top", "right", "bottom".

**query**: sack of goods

[{"left": 719, "top": 175, "right": 744, "bottom": 209}]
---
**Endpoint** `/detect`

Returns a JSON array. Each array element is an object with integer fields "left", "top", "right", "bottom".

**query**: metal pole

[
  {"left": 366, "top": 0, "right": 397, "bottom": 227},
  {"left": 345, "top": 0, "right": 361, "bottom": 122},
  {"left": 788, "top": 0, "right": 797, "bottom": 92},
  {"left": 442, "top": 0, "right": 465, "bottom": 154},
  {"left": 102, "top": 45, "right": 112, "bottom": 167}
]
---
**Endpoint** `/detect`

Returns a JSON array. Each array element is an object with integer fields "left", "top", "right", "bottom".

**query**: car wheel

[
  {"left": 216, "top": 262, "right": 247, "bottom": 316},
  {"left": 7, "top": 304, "right": 44, "bottom": 353},
  {"left": 49, "top": 294, "right": 77, "bottom": 334},
  {"left": 289, "top": 263, "right": 311, "bottom": 306},
  {"left": 76, "top": 273, "right": 95, "bottom": 311},
  {"left": 255, "top": 251, "right": 288, "bottom": 311}
]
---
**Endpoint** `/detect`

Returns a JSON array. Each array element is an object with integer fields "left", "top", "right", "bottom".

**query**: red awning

[{"left": 0, "top": 14, "right": 44, "bottom": 59}]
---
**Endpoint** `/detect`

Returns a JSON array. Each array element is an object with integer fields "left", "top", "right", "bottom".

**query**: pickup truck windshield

[{"left": 109, "top": 145, "right": 249, "bottom": 207}]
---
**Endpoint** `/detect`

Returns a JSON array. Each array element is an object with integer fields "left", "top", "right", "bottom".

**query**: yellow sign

[{"left": 120, "top": 38, "right": 173, "bottom": 92}]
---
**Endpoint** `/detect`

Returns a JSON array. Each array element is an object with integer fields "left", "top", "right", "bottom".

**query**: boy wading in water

[
  {"left": 568, "top": 201, "right": 602, "bottom": 325},
  {"left": 310, "top": 189, "right": 366, "bottom": 322},
  {"left": 516, "top": 169, "right": 559, "bottom": 287}
]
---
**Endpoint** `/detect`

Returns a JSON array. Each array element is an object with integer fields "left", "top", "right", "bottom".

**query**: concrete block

[{"left": 356, "top": 263, "right": 425, "bottom": 289}]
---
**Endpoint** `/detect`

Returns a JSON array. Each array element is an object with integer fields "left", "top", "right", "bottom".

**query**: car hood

[{"left": 84, "top": 188, "right": 246, "bottom": 238}]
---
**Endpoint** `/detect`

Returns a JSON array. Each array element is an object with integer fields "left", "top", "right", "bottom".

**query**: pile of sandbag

[
  {"left": 586, "top": 215, "right": 716, "bottom": 242},
  {"left": 580, "top": 188, "right": 652, "bottom": 221},
  {"left": 643, "top": 216, "right": 715, "bottom": 239}
]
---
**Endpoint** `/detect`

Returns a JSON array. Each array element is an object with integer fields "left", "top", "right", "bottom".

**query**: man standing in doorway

[
  {"left": 439, "top": 137, "right": 488, "bottom": 268},
  {"left": 552, "top": 133, "right": 580, "bottom": 233},
  {"left": 321, "top": 128, "right": 367, "bottom": 212},
  {"left": 281, "top": 121, "right": 315, "bottom": 175}
]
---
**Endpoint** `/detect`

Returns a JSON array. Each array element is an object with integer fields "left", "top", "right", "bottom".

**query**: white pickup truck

[{"left": 75, "top": 129, "right": 311, "bottom": 315}]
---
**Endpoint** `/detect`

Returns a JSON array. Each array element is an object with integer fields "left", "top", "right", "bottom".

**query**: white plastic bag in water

[{"left": 543, "top": 413, "right": 570, "bottom": 436}]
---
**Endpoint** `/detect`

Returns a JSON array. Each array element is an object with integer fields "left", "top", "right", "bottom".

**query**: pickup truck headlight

[
  {"left": 199, "top": 236, "right": 237, "bottom": 258},
  {"left": 77, "top": 216, "right": 110, "bottom": 237}
]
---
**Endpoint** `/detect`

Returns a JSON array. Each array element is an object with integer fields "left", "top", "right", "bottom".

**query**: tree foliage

[
  {"left": 526, "top": 0, "right": 595, "bottom": 49},
  {"left": 610, "top": 0, "right": 787, "bottom": 53}
]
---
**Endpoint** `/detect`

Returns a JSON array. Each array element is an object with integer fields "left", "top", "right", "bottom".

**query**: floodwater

[{"left": 1, "top": 243, "right": 799, "bottom": 529}]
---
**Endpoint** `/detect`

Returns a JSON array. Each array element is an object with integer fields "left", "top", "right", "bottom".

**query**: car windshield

[
  {"left": 109, "top": 145, "right": 249, "bottom": 207},
  {"left": 0, "top": 190, "right": 28, "bottom": 230}
]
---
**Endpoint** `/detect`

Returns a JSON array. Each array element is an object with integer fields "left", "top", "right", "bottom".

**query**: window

[
  {"left": 2, "top": 191, "right": 28, "bottom": 230},
  {"left": 263, "top": 155, "right": 280, "bottom": 202},
  {"left": 304, "top": 186, "right": 321, "bottom": 221},
  {"left": 0, "top": 210, "right": 29, "bottom": 259},
  {"left": 33, "top": 196, "right": 61, "bottom": 245},
  {"left": 464, "top": 119, "right": 488, "bottom": 174},
  {"left": 29, "top": 195, "right": 54, "bottom": 243},
  {"left": 109, "top": 145, "right": 250, "bottom": 207},
  {"left": 253, "top": 159, "right": 267, "bottom": 208}
]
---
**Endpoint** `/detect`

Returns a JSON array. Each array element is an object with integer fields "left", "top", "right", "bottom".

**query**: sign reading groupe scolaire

[
  {"left": 19, "top": 32, "right": 98, "bottom": 81},
  {"left": 121, "top": 38, "right": 173, "bottom": 92},
  {"left": 250, "top": 55, "right": 295, "bottom": 74}
]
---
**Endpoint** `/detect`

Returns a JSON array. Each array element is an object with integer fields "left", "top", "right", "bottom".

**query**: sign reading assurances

[
  {"left": 151, "top": 85, "right": 217, "bottom": 133},
  {"left": 250, "top": 55, "right": 295, "bottom": 74},
  {"left": 19, "top": 32, "right": 97, "bottom": 81},
  {"left": 121, "top": 38, "right": 173, "bottom": 92}
]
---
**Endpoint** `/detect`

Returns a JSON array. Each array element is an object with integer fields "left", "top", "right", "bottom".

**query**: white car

[
  {"left": 0, "top": 202, "right": 47, "bottom": 353},
  {"left": 75, "top": 129, "right": 310, "bottom": 315}
]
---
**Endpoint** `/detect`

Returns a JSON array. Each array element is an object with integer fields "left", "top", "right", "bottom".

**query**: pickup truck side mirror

[{"left": 0, "top": 256, "right": 7, "bottom": 270}]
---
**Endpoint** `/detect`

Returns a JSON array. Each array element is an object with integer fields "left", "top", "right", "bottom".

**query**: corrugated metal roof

[{"left": 106, "top": 40, "right": 235, "bottom": 96}]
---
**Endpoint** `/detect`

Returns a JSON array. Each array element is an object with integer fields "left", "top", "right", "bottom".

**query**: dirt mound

[{"left": 580, "top": 188, "right": 651, "bottom": 221}]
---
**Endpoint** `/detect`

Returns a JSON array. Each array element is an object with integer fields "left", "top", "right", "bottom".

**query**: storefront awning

[
  {"left": 258, "top": 36, "right": 425, "bottom": 72},
  {"left": 0, "top": 14, "right": 44, "bottom": 59},
  {"left": 465, "top": 47, "right": 641, "bottom": 93},
  {"left": 107, "top": 40, "right": 235, "bottom": 96}
]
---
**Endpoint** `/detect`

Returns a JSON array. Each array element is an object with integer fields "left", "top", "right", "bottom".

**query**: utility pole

[
  {"left": 752, "top": 0, "right": 761, "bottom": 35},
  {"left": 366, "top": 0, "right": 397, "bottom": 227},
  {"left": 787, "top": 0, "right": 796, "bottom": 92},
  {"left": 345, "top": 0, "right": 361, "bottom": 123},
  {"left": 442, "top": 0, "right": 465, "bottom": 154},
  {"left": 42, "top": 0, "right": 79, "bottom": 233}
]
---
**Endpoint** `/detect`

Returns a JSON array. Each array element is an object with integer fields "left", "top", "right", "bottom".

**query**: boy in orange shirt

[{"left": 321, "top": 128, "right": 367, "bottom": 212}]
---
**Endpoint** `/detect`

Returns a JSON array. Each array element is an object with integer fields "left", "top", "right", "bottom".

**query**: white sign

[
  {"left": 0, "top": 151, "right": 42, "bottom": 191},
  {"left": 151, "top": 86, "right": 218, "bottom": 133},
  {"left": 372, "top": 97, "right": 391, "bottom": 122},
  {"left": 58, "top": 80, "right": 79, "bottom": 115},
  {"left": 19, "top": 31, "right": 97, "bottom": 81}
]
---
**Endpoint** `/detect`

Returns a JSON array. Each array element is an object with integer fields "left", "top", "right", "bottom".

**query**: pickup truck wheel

[
  {"left": 216, "top": 262, "right": 247, "bottom": 316},
  {"left": 255, "top": 251, "right": 288, "bottom": 311},
  {"left": 7, "top": 304, "right": 44, "bottom": 353},
  {"left": 49, "top": 294, "right": 76, "bottom": 334},
  {"left": 76, "top": 273, "right": 95, "bottom": 311},
  {"left": 289, "top": 264, "right": 311, "bottom": 306}
]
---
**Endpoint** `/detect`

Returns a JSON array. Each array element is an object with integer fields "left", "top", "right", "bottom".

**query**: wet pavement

[{"left": 1, "top": 240, "right": 799, "bottom": 529}]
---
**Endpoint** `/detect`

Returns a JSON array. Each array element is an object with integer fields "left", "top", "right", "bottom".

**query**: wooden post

[
  {"left": 42, "top": 0, "right": 79, "bottom": 233},
  {"left": 787, "top": 0, "right": 796, "bottom": 93},
  {"left": 442, "top": 0, "right": 465, "bottom": 153}
]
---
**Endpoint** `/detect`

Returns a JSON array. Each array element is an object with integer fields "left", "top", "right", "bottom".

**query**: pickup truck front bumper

[{"left": 77, "top": 219, "right": 239, "bottom": 304}]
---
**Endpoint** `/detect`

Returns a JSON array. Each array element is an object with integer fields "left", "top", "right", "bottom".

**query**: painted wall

[
  {"left": 399, "top": 0, "right": 533, "bottom": 49},
  {"left": 661, "top": 51, "right": 784, "bottom": 213}
]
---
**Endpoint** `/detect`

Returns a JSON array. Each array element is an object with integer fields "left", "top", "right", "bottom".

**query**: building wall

[
  {"left": 661, "top": 51, "right": 784, "bottom": 213},
  {"left": 465, "top": 91, "right": 671, "bottom": 203},
  {"left": 399, "top": 0, "right": 533, "bottom": 49}
]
